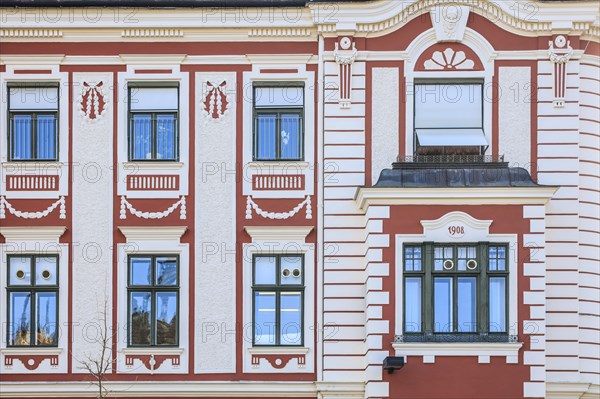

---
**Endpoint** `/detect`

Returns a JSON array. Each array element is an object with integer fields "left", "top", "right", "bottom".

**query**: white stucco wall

[
  {"left": 499, "top": 67, "right": 532, "bottom": 169},
  {"left": 371, "top": 68, "right": 400, "bottom": 184},
  {"left": 71, "top": 72, "right": 114, "bottom": 371},
  {"left": 194, "top": 72, "right": 237, "bottom": 373}
]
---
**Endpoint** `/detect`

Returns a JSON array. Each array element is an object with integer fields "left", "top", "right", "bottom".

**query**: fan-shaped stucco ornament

[{"left": 424, "top": 48, "right": 475, "bottom": 70}]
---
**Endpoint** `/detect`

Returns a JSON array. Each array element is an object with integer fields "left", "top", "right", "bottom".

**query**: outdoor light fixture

[{"left": 383, "top": 356, "right": 405, "bottom": 373}]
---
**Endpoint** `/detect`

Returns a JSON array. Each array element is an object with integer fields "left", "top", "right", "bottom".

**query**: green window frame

[
  {"left": 403, "top": 242, "right": 509, "bottom": 342},
  {"left": 127, "top": 255, "right": 179, "bottom": 347},
  {"left": 252, "top": 254, "right": 305, "bottom": 347},
  {"left": 252, "top": 84, "right": 305, "bottom": 161},
  {"left": 127, "top": 85, "right": 179, "bottom": 162},
  {"left": 6, "top": 254, "right": 59, "bottom": 347}
]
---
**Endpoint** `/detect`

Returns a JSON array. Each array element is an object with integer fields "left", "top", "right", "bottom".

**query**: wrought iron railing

[{"left": 396, "top": 154, "right": 505, "bottom": 164}]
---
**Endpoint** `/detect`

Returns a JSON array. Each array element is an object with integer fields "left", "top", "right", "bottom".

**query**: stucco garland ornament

[
  {"left": 120, "top": 195, "right": 186, "bottom": 220},
  {"left": 424, "top": 48, "right": 475, "bottom": 70},
  {"left": 78, "top": 81, "right": 107, "bottom": 123},
  {"left": 0, "top": 196, "right": 66, "bottom": 219},
  {"left": 202, "top": 81, "right": 229, "bottom": 122},
  {"left": 245, "top": 195, "right": 312, "bottom": 220}
]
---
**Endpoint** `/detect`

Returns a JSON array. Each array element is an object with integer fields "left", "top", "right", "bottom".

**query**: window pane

[
  {"left": 35, "top": 256, "right": 58, "bottom": 286},
  {"left": 254, "top": 256, "right": 277, "bottom": 285},
  {"left": 9, "top": 257, "right": 32, "bottom": 286},
  {"left": 9, "top": 292, "right": 31, "bottom": 345},
  {"left": 156, "top": 114, "right": 176, "bottom": 160},
  {"left": 280, "top": 114, "right": 301, "bottom": 160},
  {"left": 129, "top": 292, "right": 151, "bottom": 345},
  {"left": 11, "top": 115, "right": 33, "bottom": 160},
  {"left": 256, "top": 114, "right": 277, "bottom": 160},
  {"left": 404, "top": 246, "right": 422, "bottom": 272},
  {"left": 434, "top": 246, "right": 453, "bottom": 271},
  {"left": 9, "top": 87, "right": 58, "bottom": 110},
  {"left": 489, "top": 277, "right": 507, "bottom": 333},
  {"left": 36, "top": 292, "right": 57, "bottom": 345},
  {"left": 254, "top": 291, "right": 276, "bottom": 345},
  {"left": 156, "top": 257, "right": 178, "bottom": 286},
  {"left": 130, "top": 87, "right": 178, "bottom": 111},
  {"left": 155, "top": 292, "right": 177, "bottom": 345},
  {"left": 280, "top": 292, "right": 302, "bottom": 345},
  {"left": 404, "top": 277, "right": 422, "bottom": 333},
  {"left": 457, "top": 246, "right": 477, "bottom": 271},
  {"left": 280, "top": 256, "right": 303, "bottom": 286},
  {"left": 458, "top": 278, "right": 477, "bottom": 332},
  {"left": 130, "top": 257, "right": 152, "bottom": 286},
  {"left": 434, "top": 277, "right": 453, "bottom": 332},
  {"left": 36, "top": 115, "right": 56, "bottom": 160},
  {"left": 131, "top": 114, "right": 152, "bottom": 160},
  {"left": 415, "top": 84, "right": 482, "bottom": 129}
]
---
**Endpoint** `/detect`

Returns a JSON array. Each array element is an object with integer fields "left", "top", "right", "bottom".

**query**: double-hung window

[
  {"left": 253, "top": 85, "right": 304, "bottom": 161},
  {"left": 7, "top": 255, "right": 59, "bottom": 347},
  {"left": 253, "top": 255, "right": 304, "bottom": 346},
  {"left": 414, "top": 81, "right": 487, "bottom": 157},
  {"left": 403, "top": 243, "right": 509, "bottom": 342},
  {"left": 128, "top": 85, "right": 179, "bottom": 161},
  {"left": 128, "top": 255, "right": 179, "bottom": 346},
  {"left": 8, "top": 85, "right": 59, "bottom": 161}
]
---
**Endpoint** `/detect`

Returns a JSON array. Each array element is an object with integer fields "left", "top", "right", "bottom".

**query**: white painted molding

[
  {"left": 393, "top": 342, "right": 523, "bottom": 363},
  {"left": 244, "top": 226, "right": 314, "bottom": 242},
  {"left": 118, "top": 226, "right": 187, "bottom": 243},
  {"left": 248, "top": 347, "right": 309, "bottom": 356},
  {"left": 0, "top": 226, "right": 67, "bottom": 243},
  {"left": 119, "top": 54, "right": 187, "bottom": 65},
  {"left": 546, "top": 383, "right": 599, "bottom": 399},
  {"left": 0, "top": 348, "right": 63, "bottom": 356},
  {"left": 0, "top": 55, "right": 65, "bottom": 65},
  {"left": 355, "top": 187, "right": 559, "bottom": 210},
  {"left": 120, "top": 348, "right": 184, "bottom": 355},
  {"left": 245, "top": 54, "right": 316, "bottom": 65},
  {"left": 421, "top": 211, "right": 493, "bottom": 233}
]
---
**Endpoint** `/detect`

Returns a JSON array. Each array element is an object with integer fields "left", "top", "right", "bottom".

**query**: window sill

[
  {"left": 392, "top": 341, "right": 522, "bottom": 364},
  {"left": 247, "top": 161, "right": 310, "bottom": 170},
  {"left": 1, "top": 347, "right": 63, "bottom": 356},
  {"left": 122, "top": 161, "right": 184, "bottom": 171},
  {"left": 120, "top": 347, "right": 184, "bottom": 355},
  {"left": 248, "top": 346, "right": 309, "bottom": 356},
  {"left": 2, "top": 161, "right": 64, "bottom": 169}
]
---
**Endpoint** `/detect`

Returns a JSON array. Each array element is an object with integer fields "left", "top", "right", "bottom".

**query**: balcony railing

[{"left": 395, "top": 154, "right": 506, "bottom": 168}]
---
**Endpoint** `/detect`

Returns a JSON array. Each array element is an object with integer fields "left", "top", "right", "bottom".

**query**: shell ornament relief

[
  {"left": 424, "top": 48, "right": 475, "bottom": 70},
  {"left": 202, "top": 80, "right": 229, "bottom": 121}
]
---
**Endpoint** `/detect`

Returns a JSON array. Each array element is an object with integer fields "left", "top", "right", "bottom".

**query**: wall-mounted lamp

[{"left": 383, "top": 356, "right": 405, "bottom": 374}]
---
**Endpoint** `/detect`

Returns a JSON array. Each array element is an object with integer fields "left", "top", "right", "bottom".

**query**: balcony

[{"left": 395, "top": 154, "right": 505, "bottom": 168}]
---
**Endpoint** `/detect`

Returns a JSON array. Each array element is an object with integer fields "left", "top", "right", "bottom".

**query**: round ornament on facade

[
  {"left": 443, "top": 259, "right": 454, "bottom": 270},
  {"left": 339, "top": 36, "right": 352, "bottom": 50}
]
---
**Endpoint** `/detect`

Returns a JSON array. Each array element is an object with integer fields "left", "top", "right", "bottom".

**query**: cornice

[
  {"left": 0, "top": 226, "right": 67, "bottom": 243},
  {"left": 0, "top": 55, "right": 65, "bottom": 66},
  {"left": 355, "top": 186, "right": 559, "bottom": 210},
  {"left": 118, "top": 226, "right": 187, "bottom": 242},
  {"left": 244, "top": 226, "right": 314, "bottom": 242}
]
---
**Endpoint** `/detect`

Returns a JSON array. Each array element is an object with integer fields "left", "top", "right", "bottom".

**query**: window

[
  {"left": 253, "top": 255, "right": 304, "bottom": 346},
  {"left": 403, "top": 243, "right": 509, "bottom": 341},
  {"left": 127, "top": 255, "right": 179, "bottom": 346},
  {"left": 7, "top": 255, "right": 58, "bottom": 347},
  {"left": 253, "top": 85, "right": 304, "bottom": 161},
  {"left": 128, "top": 86, "right": 179, "bottom": 161},
  {"left": 414, "top": 82, "right": 487, "bottom": 157},
  {"left": 8, "top": 85, "right": 59, "bottom": 161}
]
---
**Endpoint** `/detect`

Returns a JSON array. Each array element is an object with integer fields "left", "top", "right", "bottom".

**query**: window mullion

[
  {"left": 479, "top": 242, "right": 489, "bottom": 334},
  {"left": 275, "top": 290, "right": 281, "bottom": 346},
  {"left": 423, "top": 242, "right": 433, "bottom": 335}
]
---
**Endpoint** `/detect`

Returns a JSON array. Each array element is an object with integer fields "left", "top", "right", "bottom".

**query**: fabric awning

[{"left": 416, "top": 129, "right": 488, "bottom": 147}]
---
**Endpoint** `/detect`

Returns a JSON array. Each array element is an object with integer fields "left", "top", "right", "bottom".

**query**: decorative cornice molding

[
  {"left": 355, "top": 186, "right": 559, "bottom": 210},
  {"left": 248, "top": 27, "right": 312, "bottom": 37},
  {"left": 244, "top": 226, "right": 314, "bottom": 242},
  {"left": 0, "top": 226, "right": 67, "bottom": 243},
  {"left": 122, "top": 28, "right": 183, "bottom": 38},
  {"left": 118, "top": 226, "right": 187, "bottom": 242},
  {"left": 0, "top": 29, "right": 62, "bottom": 38}
]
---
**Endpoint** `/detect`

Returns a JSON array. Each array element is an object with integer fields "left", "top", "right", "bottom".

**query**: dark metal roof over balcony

[{"left": 374, "top": 156, "right": 542, "bottom": 189}]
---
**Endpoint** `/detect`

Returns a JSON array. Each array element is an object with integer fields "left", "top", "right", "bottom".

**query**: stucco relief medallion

[
  {"left": 424, "top": 48, "right": 475, "bottom": 70},
  {"left": 202, "top": 80, "right": 229, "bottom": 121},
  {"left": 78, "top": 81, "right": 107, "bottom": 122}
]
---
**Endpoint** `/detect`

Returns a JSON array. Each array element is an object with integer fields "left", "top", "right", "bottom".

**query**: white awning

[
  {"left": 416, "top": 129, "right": 488, "bottom": 147},
  {"left": 129, "top": 87, "right": 178, "bottom": 111},
  {"left": 255, "top": 87, "right": 304, "bottom": 107},
  {"left": 9, "top": 87, "right": 59, "bottom": 111}
]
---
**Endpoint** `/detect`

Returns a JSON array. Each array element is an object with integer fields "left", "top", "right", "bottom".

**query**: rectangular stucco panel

[{"left": 372, "top": 67, "right": 400, "bottom": 184}]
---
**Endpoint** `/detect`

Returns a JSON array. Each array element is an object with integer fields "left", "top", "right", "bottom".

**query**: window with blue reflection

[
  {"left": 434, "top": 277, "right": 453, "bottom": 332},
  {"left": 253, "top": 85, "right": 304, "bottom": 161},
  {"left": 280, "top": 292, "right": 302, "bottom": 345},
  {"left": 7, "top": 255, "right": 59, "bottom": 347},
  {"left": 404, "top": 277, "right": 422, "bottom": 333},
  {"left": 128, "top": 255, "right": 179, "bottom": 346},
  {"left": 254, "top": 291, "right": 276, "bottom": 345},
  {"left": 457, "top": 277, "right": 477, "bottom": 332},
  {"left": 489, "top": 277, "right": 507, "bottom": 332}
]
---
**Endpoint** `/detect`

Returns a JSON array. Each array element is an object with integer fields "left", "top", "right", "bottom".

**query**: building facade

[{"left": 0, "top": 0, "right": 598, "bottom": 398}]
